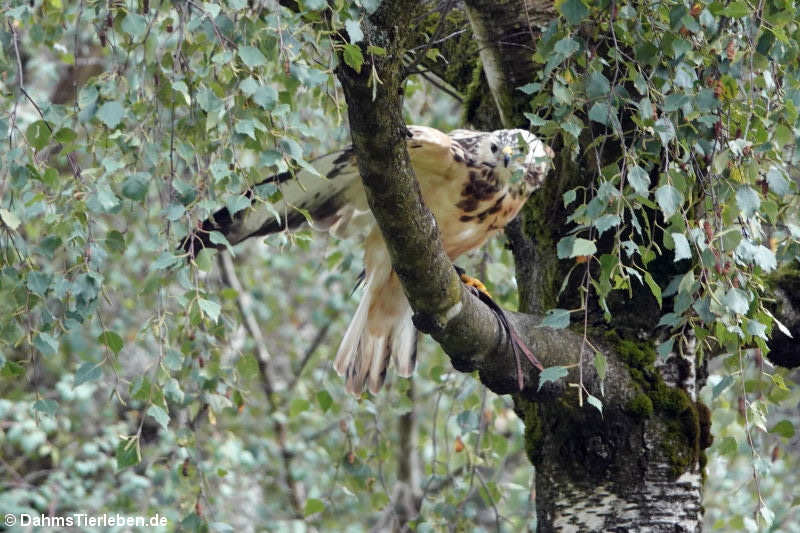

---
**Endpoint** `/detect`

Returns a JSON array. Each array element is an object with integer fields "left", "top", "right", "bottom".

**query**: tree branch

[
  {"left": 217, "top": 252, "right": 306, "bottom": 517},
  {"left": 463, "top": 0, "right": 556, "bottom": 128},
  {"left": 333, "top": 0, "right": 631, "bottom": 403}
]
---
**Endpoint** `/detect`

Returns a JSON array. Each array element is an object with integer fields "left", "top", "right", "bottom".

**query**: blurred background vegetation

[{"left": 1, "top": 0, "right": 798, "bottom": 531}]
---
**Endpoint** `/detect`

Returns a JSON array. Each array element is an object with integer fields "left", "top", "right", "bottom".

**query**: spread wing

[
  {"left": 181, "top": 149, "right": 368, "bottom": 254},
  {"left": 181, "top": 126, "right": 477, "bottom": 255}
]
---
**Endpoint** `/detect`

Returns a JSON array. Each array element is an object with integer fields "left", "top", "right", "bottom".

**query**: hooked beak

[{"left": 502, "top": 146, "right": 512, "bottom": 167}]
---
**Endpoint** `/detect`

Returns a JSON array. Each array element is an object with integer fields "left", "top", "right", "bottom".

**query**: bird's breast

[{"left": 418, "top": 166, "right": 530, "bottom": 260}]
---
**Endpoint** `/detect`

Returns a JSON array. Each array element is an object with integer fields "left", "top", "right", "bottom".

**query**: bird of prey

[{"left": 183, "top": 126, "right": 553, "bottom": 395}]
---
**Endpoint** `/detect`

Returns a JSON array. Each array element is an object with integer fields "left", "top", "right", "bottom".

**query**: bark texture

[
  {"left": 323, "top": 1, "right": 794, "bottom": 531},
  {"left": 527, "top": 339, "right": 708, "bottom": 532}
]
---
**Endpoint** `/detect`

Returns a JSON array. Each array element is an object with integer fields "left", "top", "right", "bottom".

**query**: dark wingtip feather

[{"left": 179, "top": 206, "right": 234, "bottom": 258}]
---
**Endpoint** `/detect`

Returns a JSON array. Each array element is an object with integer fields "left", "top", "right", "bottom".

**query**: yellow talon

[{"left": 460, "top": 273, "right": 491, "bottom": 298}]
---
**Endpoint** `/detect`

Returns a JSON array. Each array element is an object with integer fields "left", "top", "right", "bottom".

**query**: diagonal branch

[
  {"left": 333, "top": 0, "right": 623, "bottom": 401},
  {"left": 217, "top": 252, "right": 306, "bottom": 517}
]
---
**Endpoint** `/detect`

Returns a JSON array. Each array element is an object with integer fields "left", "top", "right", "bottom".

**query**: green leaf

[
  {"left": 91, "top": 183, "right": 120, "bottom": 212},
  {"left": 627, "top": 166, "right": 650, "bottom": 196},
  {"left": 593, "top": 214, "right": 620, "bottom": 237},
  {"left": 55, "top": 128, "right": 76, "bottom": 144},
  {"left": 752, "top": 245, "right": 776, "bottom": 272},
  {"left": 253, "top": 86, "right": 278, "bottom": 109},
  {"left": 26, "top": 120, "right": 51, "bottom": 150},
  {"left": 74, "top": 362, "right": 102, "bottom": 387},
  {"left": 152, "top": 252, "right": 180, "bottom": 270},
  {"left": 563, "top": 189, "right": 576, "bottom": 206},
  {"left": 147, "top": 404, "right": 170, "bottom": 430},
  {"left": 116, "top": 438, "right": 140, "bottom": 469},
  {"left": 586, "top": 71, "right": 610, "bottom": 98},
  {"left": 735, "top": 186, "right": 761, "bottom": 218},
  {"left": 342, "top": 44, "right": 364, "bottom": 73},
  {"left": 745, "top": 319, "right": 767, "bottom": 339},
  {"left": 236, "top": 353, "right": 259, "bottom": 379},
  {"left": 304, "top": 498, "right": 325, "bottom": 517},
  {"left": 34, "top": 332, "right": 59, "bottom": 357},
  {"left": 518, "top": 82, "right": 541, "bottom": 95},
  {"left": 712, "top": 375, "right": 734, "bottom": 400},
  {"left": 723, "top": 287, "right": 749, "bottom": 315},
  {"left": 722, "top": 1, "right": 749, "bottom": 17},
  {"left": 33, "top": 399, "right": 59, "bottom": 416},
  {"left": 210, "top": 160, "right": 231, "bottom": 181},
  {"left": 768, "top": 420, "right": 794, "bottom": 438},
  {"left": 235, "top": 119, "right": 256, "bottom": 139},
  {"left": 557, "top": 236, "right": 597, "bottom": 259},
  {"left": 586, "top": 393, "right": 603, "bottom": 415},
  {"left": 593, "top": 352, "right": 607, "bottom": 381},
  {"left": 766, "top": 167, "right": 790, "bottom": 196},
  {"left": 655, "top": 184, "right": 683, "bottom": 219},
  {"left": 198, "top": 298, "right": 221, "bottom": 322},
  {"left": 98, "top": 330, "right": 124, "bottom": 355},
  {"left": 672, "top": 232, "right": 691, "bottom": 262},
  {"left": 26, "top": 271, "right": 51, "bottom": 296},
  {"left": 717, "top": 436, "right": 737, "bottom": 456},
  {"left": 663, "top": 93, "right": 688, "bottom": 112},
  {"left": 197, "top": 87, "right": 224, "bottom": 112},
  {"left": 588, "top": 102, "right": 612, "bottom": 126},
  {"left": 345, "top": 19, "right": 363, "bottom": 43},
  {"left": 554, "top": 37, "right": 579, "bottom": 57},
  {"left": 559, "top": 0, "right": 588, "bottom": 25},
  {"left": 538, "top": 366, "right": 568, "bottom": 391},
  {"left": 122, "top": 173, "right": 150, "bottom": 201},
  {"left": 289, "top": 397, "right": 310, "bottom": 417},
  {"left": 317, "top": 390, "right": 333, "bottom": 412},
  {"left": 164, "top": 203, "right": 185, "bottom": 221},
  {"left": 1, "top": 361, "right": 25, "bottom": 378},
  {"left": 0, "top": 208, "right": 21, "bottom": 230},
  {"left": 654, "top": 117, "right": 676, "bottom": 146},
  {"left": 643, "top": 272, "right": 662, "bottom": 307},
  {"left": 539, "top": 308, "right": 571, "bottom": 329},
  {"left": 239, "top": 46, "right": 267, "bottom": 68},
  {"left": 209, "top": 231, "right": 235, "bottom": 255},
  {"left": 656, "top": 337, "right": 674, "bottom": 359},
  {"left": 573, "top": 237, "right": 597, "bottom": 256},
  {"left": 121, "top": 13, "right": 147, "bottom": 40},
  {"left": 226, "top": 195, "right": 251, "bottom": 217},
  {"left": 165, "top": 349, "right": 184, "bottom": 372},
  {"left": 195, "top": 247, "right": 216, "bottom": 272},
  {"left": 96, "top": 101, "right": 125, "bottom": 129}
]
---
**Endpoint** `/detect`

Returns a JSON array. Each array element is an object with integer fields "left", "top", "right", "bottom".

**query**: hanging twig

[{"left": 217, "top": 252, "right": 306, "bottom": 517}]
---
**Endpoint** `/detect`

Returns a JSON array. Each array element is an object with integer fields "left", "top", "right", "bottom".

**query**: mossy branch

[{"left": 332, "top": 0, "right": 633, "bottom": 403}]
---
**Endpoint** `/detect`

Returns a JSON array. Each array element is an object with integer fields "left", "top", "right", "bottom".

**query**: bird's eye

[{"left": 490, "top": 144, "right": 498, "bottom": 153}]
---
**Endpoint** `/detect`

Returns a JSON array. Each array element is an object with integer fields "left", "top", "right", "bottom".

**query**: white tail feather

[
  {"left": 335, "top": 270, "right": 418, "bottom": 396},
  {"left": 391, "top": 307, "right": 417, "bottom": 377},
  {"left": 334, "top": 274, "right": 374, "bottom": 377}
]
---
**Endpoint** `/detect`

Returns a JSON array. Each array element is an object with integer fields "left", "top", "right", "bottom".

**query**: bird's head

[{"left": 477, "top": 129, "right": 554, "bottom": 186}]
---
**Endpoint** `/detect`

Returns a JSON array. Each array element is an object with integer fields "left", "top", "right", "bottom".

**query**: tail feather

[
  {"left": 334, "top": 274, "right": 374, "bottom": 377},
  {"left": 391, "top": 307, "right": 417, "bottom": 378},
  {"left": 335, "top": 272, "right": 418, "bottom": 396}
]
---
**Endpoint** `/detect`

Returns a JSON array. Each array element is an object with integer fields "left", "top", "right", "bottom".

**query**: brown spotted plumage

[{"left": 184, "top": 126, "right": 553, "bottom": 395}]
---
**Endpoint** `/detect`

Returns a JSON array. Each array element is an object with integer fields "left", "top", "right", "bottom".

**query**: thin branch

[
  {"left": 416, "top": 69, "right": 464, "bottom": 102},
  {"left": 335, "top": 0, "right": 620, "bottom": 400},
  {"left": 285, "top": 321, "right": 331, "bottom": 394},
  {"left": 217, "top": 252, "right": 306, "bottom": 517}
]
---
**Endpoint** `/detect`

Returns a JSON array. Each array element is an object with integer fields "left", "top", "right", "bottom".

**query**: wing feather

[{"left": 182, "top": 149, "right": 367, "bottom": 254}]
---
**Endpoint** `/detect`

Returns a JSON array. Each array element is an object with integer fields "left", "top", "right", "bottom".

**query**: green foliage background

[{"left": 0, "top": 0, "right": 798, "bottom": 531}]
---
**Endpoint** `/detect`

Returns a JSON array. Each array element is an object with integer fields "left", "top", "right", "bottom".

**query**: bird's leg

[
  {"left": 453, "top": 265, "right": 491, "bottom": 297},
  {"left": 453, "top": 265, "right": 543, "bottom": 390}
]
